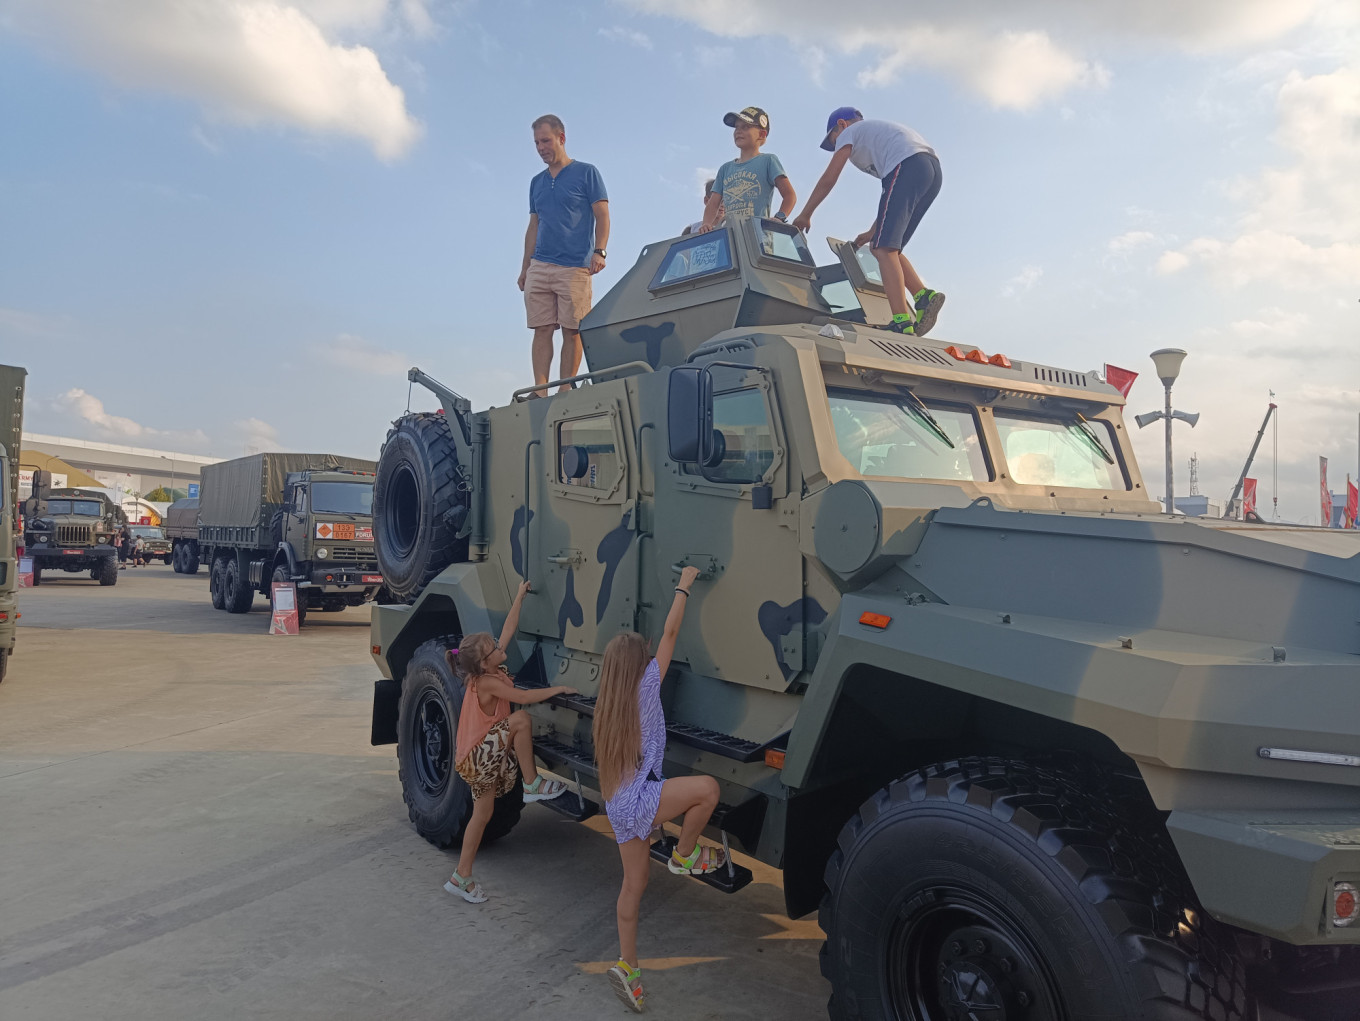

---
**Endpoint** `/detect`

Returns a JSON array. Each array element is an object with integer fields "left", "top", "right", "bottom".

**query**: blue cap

[{"left": 821, "top": 106, "right": 861, "bottom": 151}]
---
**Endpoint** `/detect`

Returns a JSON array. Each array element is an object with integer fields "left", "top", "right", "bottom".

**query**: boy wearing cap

[
  {"left": 792, "top": 108, "right": 945, "bottom": 336},
  {"left": 698, "top": 106, "right": 795, "bottom": 233}
]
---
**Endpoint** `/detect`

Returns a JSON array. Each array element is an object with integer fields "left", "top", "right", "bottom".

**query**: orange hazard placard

[{"left": 315, "top": 522, "right": 355, "bottom": 540}]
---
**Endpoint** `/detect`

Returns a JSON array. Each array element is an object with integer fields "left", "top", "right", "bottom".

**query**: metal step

[
  {"left": 530, "top": 734, "right": 599, "bottom": 821},
  {"left": 648, "top": 834, "right": 753, "bottom": 895},
  {"left": 545, "top": 692, "right": 767, "bottom": 763}
]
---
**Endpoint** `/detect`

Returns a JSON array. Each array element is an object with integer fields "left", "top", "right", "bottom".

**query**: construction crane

[{"left": 1223, "top": 402, "right": 1277, "bottom": 519}]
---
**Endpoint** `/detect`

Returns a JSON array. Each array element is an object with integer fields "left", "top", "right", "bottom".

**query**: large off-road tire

[
  {"left": 90, "top": 568, "right": 100, "bottom": 580},
  {"left": 396, "top": 638, "right": 523, "bottom": 848},
  {"left": 172, "top": 545, "right": 185, "bottom": 573},
  {"left": 820, "top": 757, "right": 1250, "bottom": 1021},
  {"left": 223, "top": 557, "right": 254, "bottom": 613},
  {"left": 31, "top": 563, "right": 41, "bottom": 586},
  {"left": 98, "top": 557, "right": 118, "bottom": 586},
  {"left": 271, "top": 565, "right": 305, "bottom": 627},
  {"left": 209, "top": 556, "right": 227, "bottom": 610},
  {"left": 185, "top": 547, "right": 200, "bottom": 575},
  {"left": 0, "top": 649, "right": 8, "bottom": 683},
  {"left": 374, "top": 413, "right": 470, "bottom": 603}
]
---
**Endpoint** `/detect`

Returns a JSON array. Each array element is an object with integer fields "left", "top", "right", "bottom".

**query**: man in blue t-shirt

[{"left": 517, "top": 114, "right": 610, "bottom": 396}]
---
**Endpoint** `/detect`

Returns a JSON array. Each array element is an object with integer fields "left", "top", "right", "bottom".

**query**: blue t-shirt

[
  {"left": 713, "top": 152, "right": 786, "bottom": 220},
  {"left": 529, "top": 161, "right": 608, "bottom": 268}
]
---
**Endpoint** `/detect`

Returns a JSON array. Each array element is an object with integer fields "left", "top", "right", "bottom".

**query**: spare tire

[{"left": 374, "top": 412, "right": 470, "bottom": 603}]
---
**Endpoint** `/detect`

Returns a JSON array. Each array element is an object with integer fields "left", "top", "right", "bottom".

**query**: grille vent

[
  {"left": 1033, "top": 367, "right": 1088, "bottom": 386},
  {"left": 57, "top": 525, "right": 92, "bottom": 545},
  {"left": 328, "top": 545, "right": 376, "bottom": 561},
  {"left": 868, "top": 339, "right": 952, "bottom": 366}
]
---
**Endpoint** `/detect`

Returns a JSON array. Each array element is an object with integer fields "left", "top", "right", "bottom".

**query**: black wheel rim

[
  {"left": 410, "top": 688, "right": 452, "bottom": 797},
  {"left": 387, "top": 462, "right": 420, "bottom": 558},
  {"left": 887, "top": 886, "right": 1066, "bottom": 1021}
]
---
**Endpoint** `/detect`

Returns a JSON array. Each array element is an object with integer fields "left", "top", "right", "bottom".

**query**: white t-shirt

[{"left": 836, "top": 120, "right": 934, "bottom": 180}]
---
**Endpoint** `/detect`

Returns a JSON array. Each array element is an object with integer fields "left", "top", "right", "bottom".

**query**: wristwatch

[
  {"left": 773, "top": 211, "right": 787, "bottom": 222},
  {"left": 593, "top": 248, "right": 607, "bottom": 259}
]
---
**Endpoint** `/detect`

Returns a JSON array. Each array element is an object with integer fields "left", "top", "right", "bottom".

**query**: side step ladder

[
  {"left": 529, "top": 734, "right": 599, "bottom": 822},
  {"left": 648, "top": 833, "right": 753, "bottom": 895}
]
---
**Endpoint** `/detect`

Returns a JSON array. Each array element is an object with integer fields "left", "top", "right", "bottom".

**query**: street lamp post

[
  {"left": 160, "top": 454, "right": 176, "bottom": 501},
  {"left": 1135, "top": 348, "right": 1200, "bottom": 514}
]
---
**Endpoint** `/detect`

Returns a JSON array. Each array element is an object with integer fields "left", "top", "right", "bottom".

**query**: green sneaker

[
  {"left": 886, "top": 317, "right": 916, "bottom": 336},
  {"left": 913, "top": 289, "right": 946, "bottom": 336}
]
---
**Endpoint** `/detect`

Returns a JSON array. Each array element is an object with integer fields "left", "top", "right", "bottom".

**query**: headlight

[
  {"left": 315, "top": 547, "right": 329, "bottom": 559},
  {"left": 97, "top": 536, "right": 108, "bottom": 544},
  {"left": 35, "top": 533, "right": 49, "bottom": 542}
]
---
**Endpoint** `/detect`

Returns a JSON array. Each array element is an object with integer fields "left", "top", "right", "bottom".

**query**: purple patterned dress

[{"left": 605, "top": 659, "right": 666, "bottom": 844}]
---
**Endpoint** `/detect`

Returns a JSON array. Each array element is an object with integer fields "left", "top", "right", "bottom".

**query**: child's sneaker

[
  {"left": 668, "top": 842, "right": 728, "bottom": 875},
  {"left": 522, "top": 775, "right": 568, "bottom": 803},
  {"left": 443, "top": 870, "right": 487, "bottom": 903},
  {"left": 606, "top": 959, "right": 645, "bottom": 1013},
  {"left": 886, "top": 317, "right": 916, "bottom": 336},
  {"left": 913, "top": 288, "right": 946, "bottom": 336}
]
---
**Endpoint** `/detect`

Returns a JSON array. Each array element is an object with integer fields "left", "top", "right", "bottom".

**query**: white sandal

[{"left": 444, "top": 870, "right": 487, "bottom": 903}]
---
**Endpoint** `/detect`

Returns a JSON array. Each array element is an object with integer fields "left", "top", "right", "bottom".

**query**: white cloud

[
  {"left": 1107, "top": 230, "right": 1156, "bottom": 255},
  {"left": 235, "top": 417, "right": 281, "bottom": 455},
  {"left": 1001, "top": 265, "right": 1043, "bottom": 296},
  {"left": 6, "top": 0, "right": 423, "bottom": 160},
  {"left": 599, "top": 26, "right": 654, "bottom": 50},
  {"left": 321, "top": 334, "right": 410, "bottom": 376},
  {"left": 53, "top": 388, "right": 210, "bottom": 446},
  {"left": 622, "top": 0, "right": 1322, "bottom": 108},
  {"left": 1156, "top": 250, "right": 1191, "bottom": 274}
]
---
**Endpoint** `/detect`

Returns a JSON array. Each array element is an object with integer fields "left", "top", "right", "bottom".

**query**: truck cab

[{"left": 277, "top": 468, "right": 382, "bottom": 602}]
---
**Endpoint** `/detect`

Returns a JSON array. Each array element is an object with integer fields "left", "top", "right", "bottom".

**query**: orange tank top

[{"left": 455, "top": 676, "right": 510, "bottom": 765}]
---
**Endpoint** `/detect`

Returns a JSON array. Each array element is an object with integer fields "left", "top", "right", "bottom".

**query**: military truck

[
  {"left": 0, "top": 364, "right": 24, "bottom": 682},
  {"left": 165, "top": 496, "right": 200, "bottom": 573},
  {"left": 23, "top": 482, "right": 122, "bottom": 587},
  {"left": 368, "top": 219, "right": 1360, "bottom": 1020},
  {"left": 197, "top": 452, "right": 381, "bottom": 622},
  {"left": 129, "top": 524, "right": 173, "bottom": 565}
]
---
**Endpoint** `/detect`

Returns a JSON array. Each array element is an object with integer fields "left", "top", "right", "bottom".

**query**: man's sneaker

[
  {"left": 886, "top": 318, "right": 916, "bottom": 335},
  {"left": 912, "top": 289, "right": 946, "bottom": 336}
]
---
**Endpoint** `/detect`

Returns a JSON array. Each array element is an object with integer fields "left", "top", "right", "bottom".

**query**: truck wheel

[
  {"left": 820, "top": 757, "right": 1250, "bottom": 1021},
  {"left": 90, "top": 568, "right": 100, "bottom": 580},
  {"left": 270, "top": 565, "right": 305, "bottom": 626},
  {"left": 186, "top": 548, "right": 200, "bottom": 575},
  {"left": 396, "top": 638, "right": 523, "bottom": 848},
  {"left": 223, "top": 559, "right": 253, "bottom": 613},
  {"left": 209, "top": 557, "right": 227, "bottom": 609},
  {"left": 31, "top": 563, "right": 41, "bottom": 586},
  {"left": 172, "top": 546, "right": 184, "bottom": 573},
  {"left": 374, "top": 413, "right": 470, "bottom": 603},
  {"left": 0, "top": 649, "right": 7, "bottom": 683},
  {"left": 98, "top": 557, "right": 118, "bottom": 586}
]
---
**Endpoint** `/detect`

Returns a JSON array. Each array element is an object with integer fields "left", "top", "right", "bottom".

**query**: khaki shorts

[{"left": 524, "top": 259, "right": 592, "bottom": 330}]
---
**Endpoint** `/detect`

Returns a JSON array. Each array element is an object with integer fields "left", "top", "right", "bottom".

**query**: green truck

[
  {"left": 23, "top": 484, "right": 122, "bottom": 586},
  {"left": 164, "top": 496, "right": 200, "bottom": 573},
  {"left": 0, "top": 364, "right": 24, "bottom": 682},
  {"left": 197, "top": 453, "right": 382, "bottom": 622},
  {"left": 368, "top": 221, "right": 1359, "bottom": 1019}
]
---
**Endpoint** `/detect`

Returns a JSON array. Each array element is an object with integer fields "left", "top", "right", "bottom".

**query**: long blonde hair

[
  {"left": 593, "top": 632, "right": 651, "bottom": 800},
  {"left": 449, "top": 633, "right": 495, "bottom": 683}
]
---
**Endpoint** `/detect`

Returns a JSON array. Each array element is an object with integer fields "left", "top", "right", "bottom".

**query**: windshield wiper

[
  {"left": 898, "top": 389, "right": 955, "bottom": 449},
  {"left": 1070, "top": 413, "right": 1115, "bottom": 465}
]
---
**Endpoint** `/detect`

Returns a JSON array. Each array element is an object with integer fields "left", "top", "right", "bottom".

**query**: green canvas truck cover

[
  {"left": 198, "top": 453, "right": 377, "bottom": 531},
  {"left": 163, "top": 497, "right": 199, "bottom": 538},
  {"left": 0, "top": 364, "right": 25, "bottom": 506}
]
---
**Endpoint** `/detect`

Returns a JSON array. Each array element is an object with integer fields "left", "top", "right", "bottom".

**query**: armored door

[{"left": 522, "top": 384, "right": 641, "bottom": 655}]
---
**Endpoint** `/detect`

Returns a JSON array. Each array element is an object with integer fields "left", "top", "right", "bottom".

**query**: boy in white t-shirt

[{"left": 792, "top": 107, "right": 945, "bottom": 336}]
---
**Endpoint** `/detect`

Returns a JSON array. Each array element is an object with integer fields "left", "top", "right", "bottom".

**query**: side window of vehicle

[
  {"left": 292, "top": 487, "right": 306, "bottom": 514},
  {"left": 557, "top": 415, "right": 620, "bottom": 491},
  {"left": 704, "top": 387, "right": 775, "bottom": 484}
]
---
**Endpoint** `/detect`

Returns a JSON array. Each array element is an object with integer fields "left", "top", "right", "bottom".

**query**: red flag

[
  {"left": 1242, "top": 478, "right": 1257, "bottom": 518},
  {"left": 1104, "top": 364, "right": 1138, "bottom": 398},
  {"left": 1346, "top": 479, "right": 1358, "bottom": 529},
  {"left": 1320, "top": 456, "right": 1331, "bottom": 527}
]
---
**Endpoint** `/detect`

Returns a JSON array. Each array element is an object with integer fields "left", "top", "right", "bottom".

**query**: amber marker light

[
  {"left": 764, "top": 748, "right": 786, "bottom": 769},
  {"left": 859, "top": 611, "right": 891, "bottom": 629},
  {"left": 371, "top": 644, "right": 382, "bottom": 656},
  {"left": 1335, "top": 882, "right": 1357, "bottom": 927}
]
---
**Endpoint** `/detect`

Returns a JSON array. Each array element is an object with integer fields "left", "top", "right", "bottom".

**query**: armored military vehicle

[
  {"left": 197, "top": 452, "right": 381, "bottom": 623},
  {"left": 23, "top": 482, "right": 122, "bottom": 586},
  {"left": 164, "top": 496, "right": 201, "bottom": 572},
  {"left": 368, "top": 218, "right": 1360, "bottom": 1020},
  {"left": 0, "top": 364, "right": 24, "bottom": 682}
]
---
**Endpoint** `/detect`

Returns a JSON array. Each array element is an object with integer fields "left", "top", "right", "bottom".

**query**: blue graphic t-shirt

[
  {"left": 713, "top": 152, "right": 786, "bottom": 220},
  {"left": 529, "top": 161, "right": 608, "bottom": 268}
]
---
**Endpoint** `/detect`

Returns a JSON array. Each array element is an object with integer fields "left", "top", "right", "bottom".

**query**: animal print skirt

[{"left": 455, "top": 717, "right": 518, "bottom": 801}]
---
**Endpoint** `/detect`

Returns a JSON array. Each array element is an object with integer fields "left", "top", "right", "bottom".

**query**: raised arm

[
  {"left": 654, "top": 565, "right": 700, "bottom": 677},
  {"left": 791, "top": 146, "right": 852, "bottom": 233},
  {"left": 498, "top": 579, "right": 531, "bottom": 650},
  {"left": 517, "top": 214, "right": 538, "bottom": 291}
]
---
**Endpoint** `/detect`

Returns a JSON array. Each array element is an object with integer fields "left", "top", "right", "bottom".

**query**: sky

[{"left": 1, "top": 0, "right": 1357, "bottom": 523}]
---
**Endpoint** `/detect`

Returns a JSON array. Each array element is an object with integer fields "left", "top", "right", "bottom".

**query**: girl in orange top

[{"left": 445, "top": 579, "right": 577, "bottom": 903}]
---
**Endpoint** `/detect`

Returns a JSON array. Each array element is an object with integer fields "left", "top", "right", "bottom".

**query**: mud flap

[{"left": 371, "top": 678, "right": 399, "bottom": 745}]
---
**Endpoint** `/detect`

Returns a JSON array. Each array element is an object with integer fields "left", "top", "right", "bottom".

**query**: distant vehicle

[
  {"left": 196, "top": 452, "right": 381, "bottom": 624},
  {"left": 164, "top": 496, "right": 200, "bottom": 573},
  {"left": 129, "top": 524, "right": 172, "bottom": 565},
  {"left": 369, "top": 220, "right": 1359, "bottom": 1021},
  {"left": 23, "top": 484, "right": 122, "bottom": 587},
  {"left": 0, "top": 363, "right": 24, "bottom": 682}
]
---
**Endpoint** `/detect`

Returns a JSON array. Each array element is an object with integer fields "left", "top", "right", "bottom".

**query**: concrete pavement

[{"left": 0, "top": 566, "right": 829, "bottom": 1020}]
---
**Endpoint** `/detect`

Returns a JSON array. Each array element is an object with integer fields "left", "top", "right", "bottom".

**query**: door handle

[
  {"left": 548, "top": 549, "right": 584, "bottom": 566},
  {"left": 670, "top": 556, "right": 720, "bottom": 579}
]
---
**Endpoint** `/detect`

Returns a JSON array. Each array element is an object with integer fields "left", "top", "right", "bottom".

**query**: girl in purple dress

[{"left": 593, "top": 565, "right": 727, "bottom": 1013}]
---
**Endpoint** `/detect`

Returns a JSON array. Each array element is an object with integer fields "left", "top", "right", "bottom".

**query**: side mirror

[
  {"left": 32, "top": 469, "right": 51, "bottom": 499},
  {"left": 667, "top": 367, "right": 712, "bottom": 464}
]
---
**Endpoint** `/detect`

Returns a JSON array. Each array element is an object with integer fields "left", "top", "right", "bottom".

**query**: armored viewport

[{"left": 581, "top": 217, "right": 896, "bottom": 373}]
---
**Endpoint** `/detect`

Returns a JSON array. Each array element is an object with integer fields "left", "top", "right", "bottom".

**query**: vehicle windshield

[
  {"left": 131, "top": 526, "right": 165, "bottom": 538},
  {"left": 994, "top": 411, "right": 1127, "bottom": 490},
  {"left": 311, "top": 482, "right": 373, "bottom": 515},
  {"left": 829, "top": 391, "right": 989, "bottom": 482},
  {"left": 46, "top": 499, "right": 102, "bottom": 516}
]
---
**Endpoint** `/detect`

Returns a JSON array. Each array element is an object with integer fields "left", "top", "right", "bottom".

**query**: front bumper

[
  {"left": 305, "top": 566, "right": 382, "bottom": 593},
  {"left": 28, "top": 545, "right": 115, "bottom": 565},
  {"left": 1168, "top": 808, "right": 1360, "bottom": 945}
]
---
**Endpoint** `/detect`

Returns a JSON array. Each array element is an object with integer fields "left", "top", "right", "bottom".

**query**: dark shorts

[{"left": 872, "top": 152, "right": 942, "bottom": 251}]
